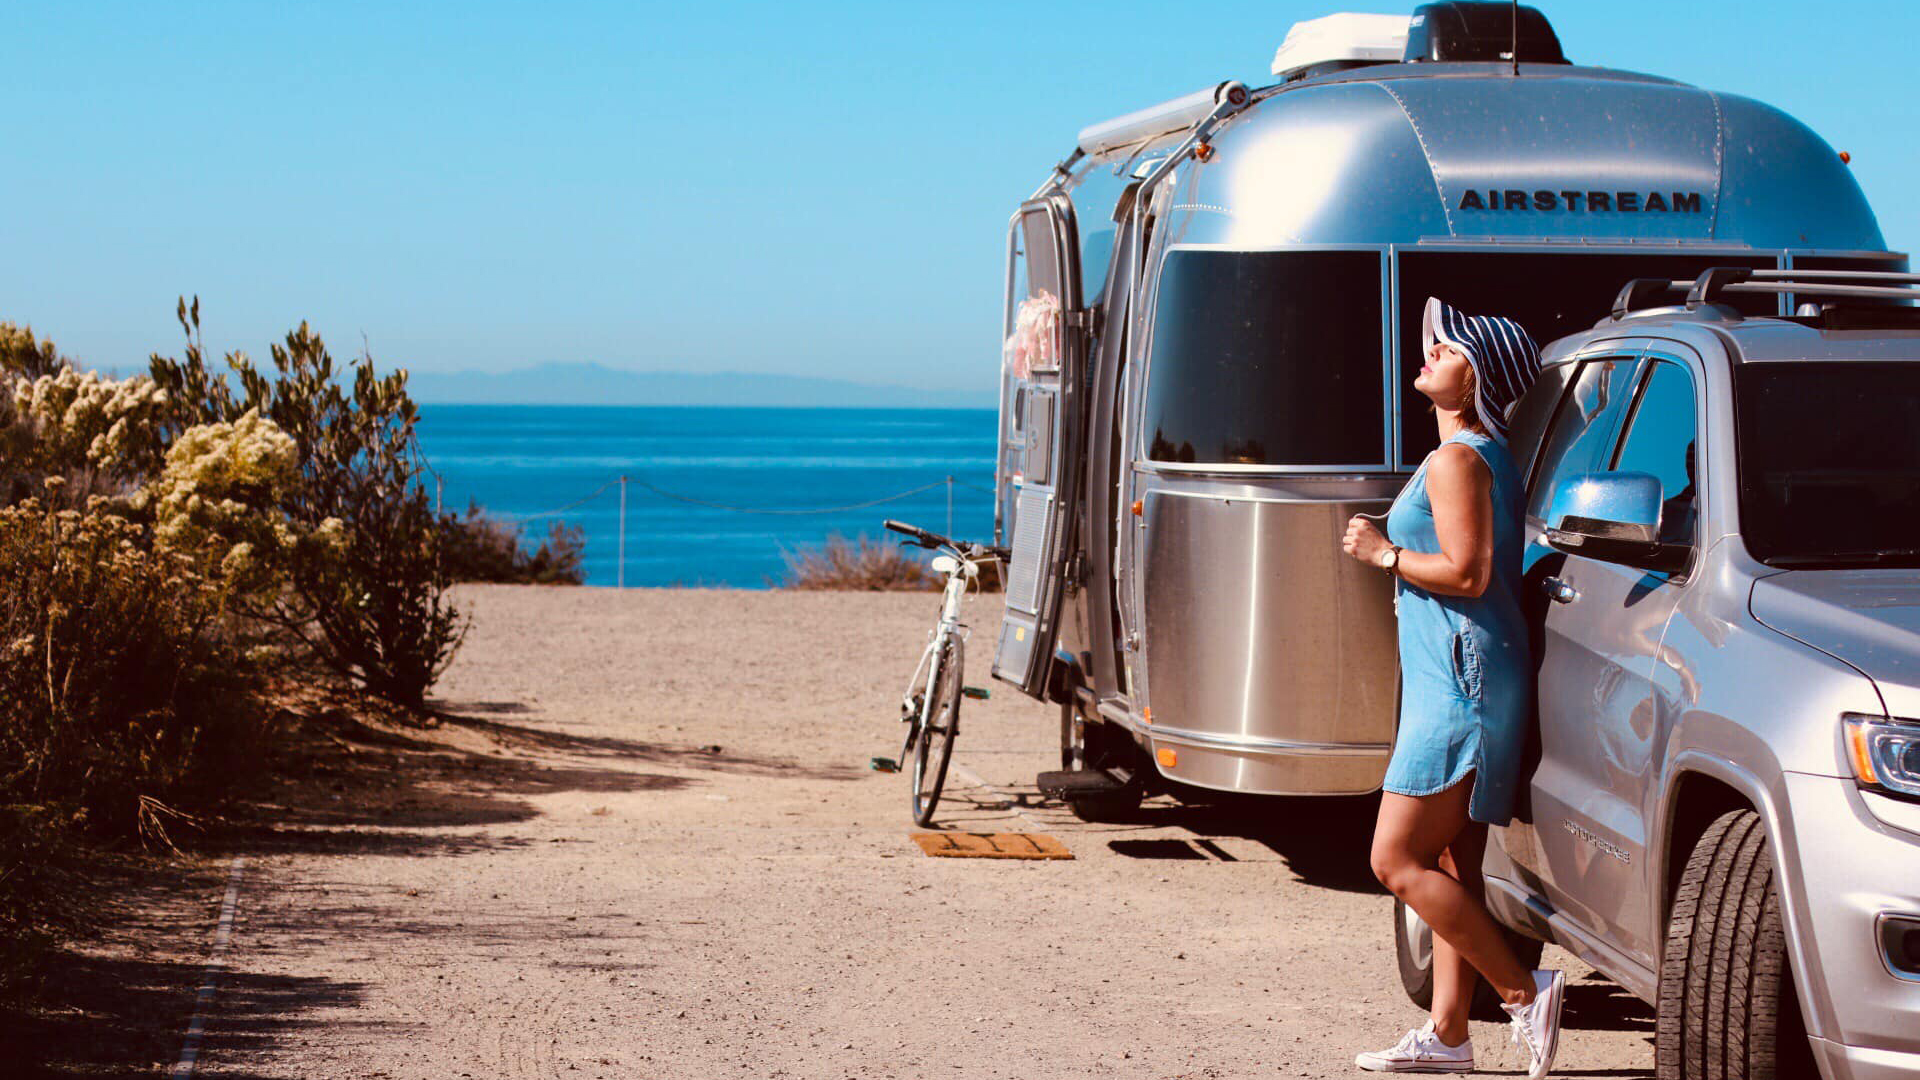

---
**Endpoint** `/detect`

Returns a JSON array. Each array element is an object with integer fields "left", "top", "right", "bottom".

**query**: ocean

[{"left": 414, "top": 405, "right": 999, "bottom": 587}]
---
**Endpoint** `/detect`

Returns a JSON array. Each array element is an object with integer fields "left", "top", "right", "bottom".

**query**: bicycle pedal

[
  {"left": 869, "top": 757, "right": 900, "bottom": 773},
  {"left": 962, "top": 686, "right": 991, "bottom": 700}
]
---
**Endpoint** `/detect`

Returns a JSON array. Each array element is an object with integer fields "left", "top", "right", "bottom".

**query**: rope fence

[{"left": 444, "top": 472, "right": 999, "bottom": 588}]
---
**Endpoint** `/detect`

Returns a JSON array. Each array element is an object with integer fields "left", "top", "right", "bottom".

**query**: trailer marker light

[
  {"left": 1157, "top": 747, "right": 1178, "bottom": 769},
  {"left": 1131, "top": 499, "right": 1144, "bottom": 516},
  {"left": 1142, "top": 707, "right": 1152, "bottom": 725},
  {"left": 1840, "top": 150, "right": 1852, "bottom": 165},
  {"left": 1194, "top": 140, "right": 1214, "bottom": 163}
]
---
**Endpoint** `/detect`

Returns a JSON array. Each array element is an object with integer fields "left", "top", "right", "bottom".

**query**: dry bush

[
  {"left": 442, "top": 502, "right": 585, "bottom": 585},
  {"left": 0, "top": 497, "right": 261, "bottom": 846},
  {"left": 780, "top": 533, "right": 937, "bottom": 591},
  {"left": 782, "top": 534, "right": 934, "bottom": 591}
]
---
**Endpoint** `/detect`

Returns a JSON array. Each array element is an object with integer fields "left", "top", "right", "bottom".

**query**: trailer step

[{"left": 1036, "top": 769, "right": 1130, "bottom": 799}]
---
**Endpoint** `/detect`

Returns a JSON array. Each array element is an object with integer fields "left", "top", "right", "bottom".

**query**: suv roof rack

[{"left": 1611, "top": 267, "right": 1920, "bottom": 320}]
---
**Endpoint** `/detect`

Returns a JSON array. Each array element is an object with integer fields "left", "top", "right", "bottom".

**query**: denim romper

[{"left": 1381, "top": 430, "right": 1531, "bottom": 825}]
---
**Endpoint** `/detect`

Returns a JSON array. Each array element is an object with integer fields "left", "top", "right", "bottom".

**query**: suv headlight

[{"left": 1844, "top": 713, "right": 1920, "bottom": 798}]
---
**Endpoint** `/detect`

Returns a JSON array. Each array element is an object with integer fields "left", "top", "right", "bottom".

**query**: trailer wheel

[
  {"left": 1654, "top": 809, "right": 1815, "bottom": 1080},
  {"left": 1393, "top": 897, "right": 1543, "bottom": 1021}
]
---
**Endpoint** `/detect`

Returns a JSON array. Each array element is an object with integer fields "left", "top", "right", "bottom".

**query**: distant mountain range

[{"left": 404, "top": 362, "right": 995, "bottom": 409}]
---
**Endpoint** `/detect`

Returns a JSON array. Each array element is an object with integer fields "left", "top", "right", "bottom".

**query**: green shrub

[{"left": 148, "top": 301, "right": 464, "bottom": 712}]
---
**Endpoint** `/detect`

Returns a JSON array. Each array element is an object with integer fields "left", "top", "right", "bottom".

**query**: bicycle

[{"left": 874, "top": 519, "right": 1006, "bottom": 827}]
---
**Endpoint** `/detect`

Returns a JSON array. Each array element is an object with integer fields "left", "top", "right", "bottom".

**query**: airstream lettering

[
  {"left": 1454, "top": 189, "right": 1703, "bottom": 212},
  {"left": 989, "top": 1, "right": 1903, "bottom": 819}
]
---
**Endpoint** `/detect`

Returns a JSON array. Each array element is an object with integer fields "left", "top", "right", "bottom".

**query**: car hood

[{"left": 1750, "top": 568, "right": 1920, "bottom": 716}]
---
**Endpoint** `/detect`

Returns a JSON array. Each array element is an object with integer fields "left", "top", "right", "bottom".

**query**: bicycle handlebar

[{"left": 883, "top": 519, "right": 1008, "bottom": 562}]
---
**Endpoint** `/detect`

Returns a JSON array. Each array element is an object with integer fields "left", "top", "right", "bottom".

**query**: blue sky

[{"left": 4, "top": 1, "right": 1916, "bottom": 391}]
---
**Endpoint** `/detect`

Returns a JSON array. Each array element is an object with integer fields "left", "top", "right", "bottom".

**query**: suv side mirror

[{"left": 1544, "top": 472, "right": 1692, "bottom": 574}]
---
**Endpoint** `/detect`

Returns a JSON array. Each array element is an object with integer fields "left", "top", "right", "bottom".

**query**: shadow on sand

[{"left": 2, "top": 693, "right": 861, "bottom": 1077}]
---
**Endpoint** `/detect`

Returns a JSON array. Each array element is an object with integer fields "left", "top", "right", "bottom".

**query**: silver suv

[{"left": 1394, "top": 268, "right": 1920, "bottom": 1080}]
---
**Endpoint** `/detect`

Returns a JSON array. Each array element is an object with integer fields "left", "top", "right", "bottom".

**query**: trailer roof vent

[
  {"left": 1270, "top": 13, "right": 1412, "bottom": 83},
  {"left": 1404, "top": 2, "right": 1567, "bottom": 64}
]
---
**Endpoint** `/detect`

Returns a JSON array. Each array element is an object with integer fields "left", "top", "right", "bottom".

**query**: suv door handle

[{"left": 1542, "top": 576, "right": 1580, "bottom": 605}]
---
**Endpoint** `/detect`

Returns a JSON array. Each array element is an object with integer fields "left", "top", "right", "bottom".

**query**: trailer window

[
  {"left": 1395, "top": 252, "right": 1779, "bottom": 466},
  {"left": 1143, "top": 249, "right": 1383, "bottom": 466}
]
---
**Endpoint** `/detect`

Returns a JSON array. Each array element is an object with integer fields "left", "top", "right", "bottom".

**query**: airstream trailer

[{"left": 989, "top": 2, "right": 1903, "bottom": 815}]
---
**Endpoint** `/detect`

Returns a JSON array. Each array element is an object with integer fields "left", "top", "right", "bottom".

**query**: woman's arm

[{"left": 1343, "top": 443, "right": 1495, "bottom": 598}]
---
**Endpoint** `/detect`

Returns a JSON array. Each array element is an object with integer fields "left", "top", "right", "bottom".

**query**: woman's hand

[{"left": 1343, "top": 515, "right": 1389, "bottom": 567}]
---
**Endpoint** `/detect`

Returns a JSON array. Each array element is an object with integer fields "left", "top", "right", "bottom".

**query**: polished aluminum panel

[
  {"left": 1170, "top": 82, "right": 1444, "bottom": 247},
  {"left": 1162, "top": 68, "right": 1883, "bottom": 251},
  {"left": 1148, "top": 734, "right": 1387, "bottom": 796},
  {"left": 1139, "top": 488, "right": 1397, "bottom": 794}
]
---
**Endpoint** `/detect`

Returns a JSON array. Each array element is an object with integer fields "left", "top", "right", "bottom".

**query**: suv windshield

[{"left": 1735, "top": 361, "right": 1920, "bottom": 566}]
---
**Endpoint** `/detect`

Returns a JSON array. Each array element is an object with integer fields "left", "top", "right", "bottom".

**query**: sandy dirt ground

[{"left": 153, "top": 586, "right": 1655, "bottom": 1079}]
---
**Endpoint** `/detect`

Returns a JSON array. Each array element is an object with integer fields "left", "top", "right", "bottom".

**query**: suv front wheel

[{"left": 1656, "top": 809, "right": 1815, "bottom": 1080}]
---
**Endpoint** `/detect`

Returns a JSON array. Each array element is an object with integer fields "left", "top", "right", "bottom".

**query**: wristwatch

[{"left": 1378, "top": 545, "right": 1402, "bottom": 575}]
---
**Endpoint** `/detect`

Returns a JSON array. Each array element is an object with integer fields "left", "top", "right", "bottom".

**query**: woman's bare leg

[
  {"left": 1371, "top": 778, "right": 1534, "bottom": 1029},
  {"left": 1427, "top": 823, "right": 1489, "bottom": 1045}
]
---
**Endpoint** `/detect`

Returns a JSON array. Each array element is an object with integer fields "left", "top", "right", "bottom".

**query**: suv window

[
  {"left": 1507, "top": 361, "right": 1573, "bottom": 486},
  {"left": 1734, "top": 360, "right": 1920, "bottom": 566},
  {"left": 1610, "top": 359, "right": 1698, "bottom": 544},
  {"left": 1525, "top": 355, "right": 1642, "bottom": 521}
]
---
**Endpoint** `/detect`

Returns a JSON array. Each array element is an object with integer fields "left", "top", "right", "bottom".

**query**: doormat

[{"left": 910, "top": 832, "right": 1073, "bottom": 860}]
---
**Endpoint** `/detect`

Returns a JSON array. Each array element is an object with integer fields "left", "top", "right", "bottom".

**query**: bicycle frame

[{"left": 898, "top": 547, "right": 980, "bottom": 735}]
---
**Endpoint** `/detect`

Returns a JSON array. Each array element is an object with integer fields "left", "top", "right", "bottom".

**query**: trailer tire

[
  {"left": 1393, "top": 897, "right": 1543, "bottom": 1021},
  {"left": 1654, "top": 809, "right": 1814, "bottom": 1080}
]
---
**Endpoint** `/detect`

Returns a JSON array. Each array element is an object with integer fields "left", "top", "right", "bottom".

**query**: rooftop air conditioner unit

[{"left": 1270, "top": 13, "right": 1412, "bottom": 82}]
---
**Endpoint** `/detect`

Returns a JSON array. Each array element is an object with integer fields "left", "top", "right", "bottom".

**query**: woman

[{"left": 1341, "top": 298, "right": 1562, "bottom": 1077}]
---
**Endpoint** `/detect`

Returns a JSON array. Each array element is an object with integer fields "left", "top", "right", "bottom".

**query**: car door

[
  {"left": 992, "top": 194, "right": 1092, "bottom": 699},
  {"left": 1527, "top": 349, "right": 1703, "bottom": 970},
  {"left": 1501, "top": 351, "right": 1642, "bottom": 889}
]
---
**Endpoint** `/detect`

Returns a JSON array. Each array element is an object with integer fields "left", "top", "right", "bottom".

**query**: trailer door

[{"left": 992, "top": 194, "right": 1086, "bottom": 700}]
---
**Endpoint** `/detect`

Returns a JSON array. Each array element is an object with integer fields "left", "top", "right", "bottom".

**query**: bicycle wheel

[{"left": 910, "top": 638, "right": 962, "bottom": 827}]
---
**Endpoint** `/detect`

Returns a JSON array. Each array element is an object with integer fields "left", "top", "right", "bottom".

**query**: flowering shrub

[
  {"left": 0, "top": 493, "right": 257, "bottom": 843},
  {"left": 0, "top": 322, "right": 68, "bottom": 380},
  {"left": 147, "top": 304, "right": 464, "bottom": 710},
  {"left": 134, "top": 409, "right": 352, "bottom": 599},
  {"left": 1, "top": 328, "right": 170, "bottom": 507},
  {"left": 11, "top": 368, "right": 171, "bottom": 473},
  {"left": 0, "top": 311, "right": 471, "bottom": 956}
]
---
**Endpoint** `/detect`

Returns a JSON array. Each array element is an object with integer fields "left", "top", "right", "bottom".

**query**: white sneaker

[
  {"left": 1502, "top": 968, "right": 1566, "bottom": 1079},
  {"left": 1353, "top": 1020, "right": 1475, "bottom": 1073}
]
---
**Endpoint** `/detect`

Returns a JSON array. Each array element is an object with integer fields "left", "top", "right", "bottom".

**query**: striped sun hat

[{"left": 1421, "top": 297, "right": 1542, "bottom": 444}]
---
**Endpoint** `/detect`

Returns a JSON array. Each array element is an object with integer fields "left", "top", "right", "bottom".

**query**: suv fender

[{"left": 1657, "top": 749, "right": 1830, "bottom": 1042}]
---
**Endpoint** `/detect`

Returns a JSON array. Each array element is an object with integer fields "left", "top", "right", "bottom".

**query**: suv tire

[
  {"left": 1656, "top": 809, "right": 1814, "bottom": 1079},
  {"left": 1393, "top": 897, "right": 1545, "bottom": 1021}
]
